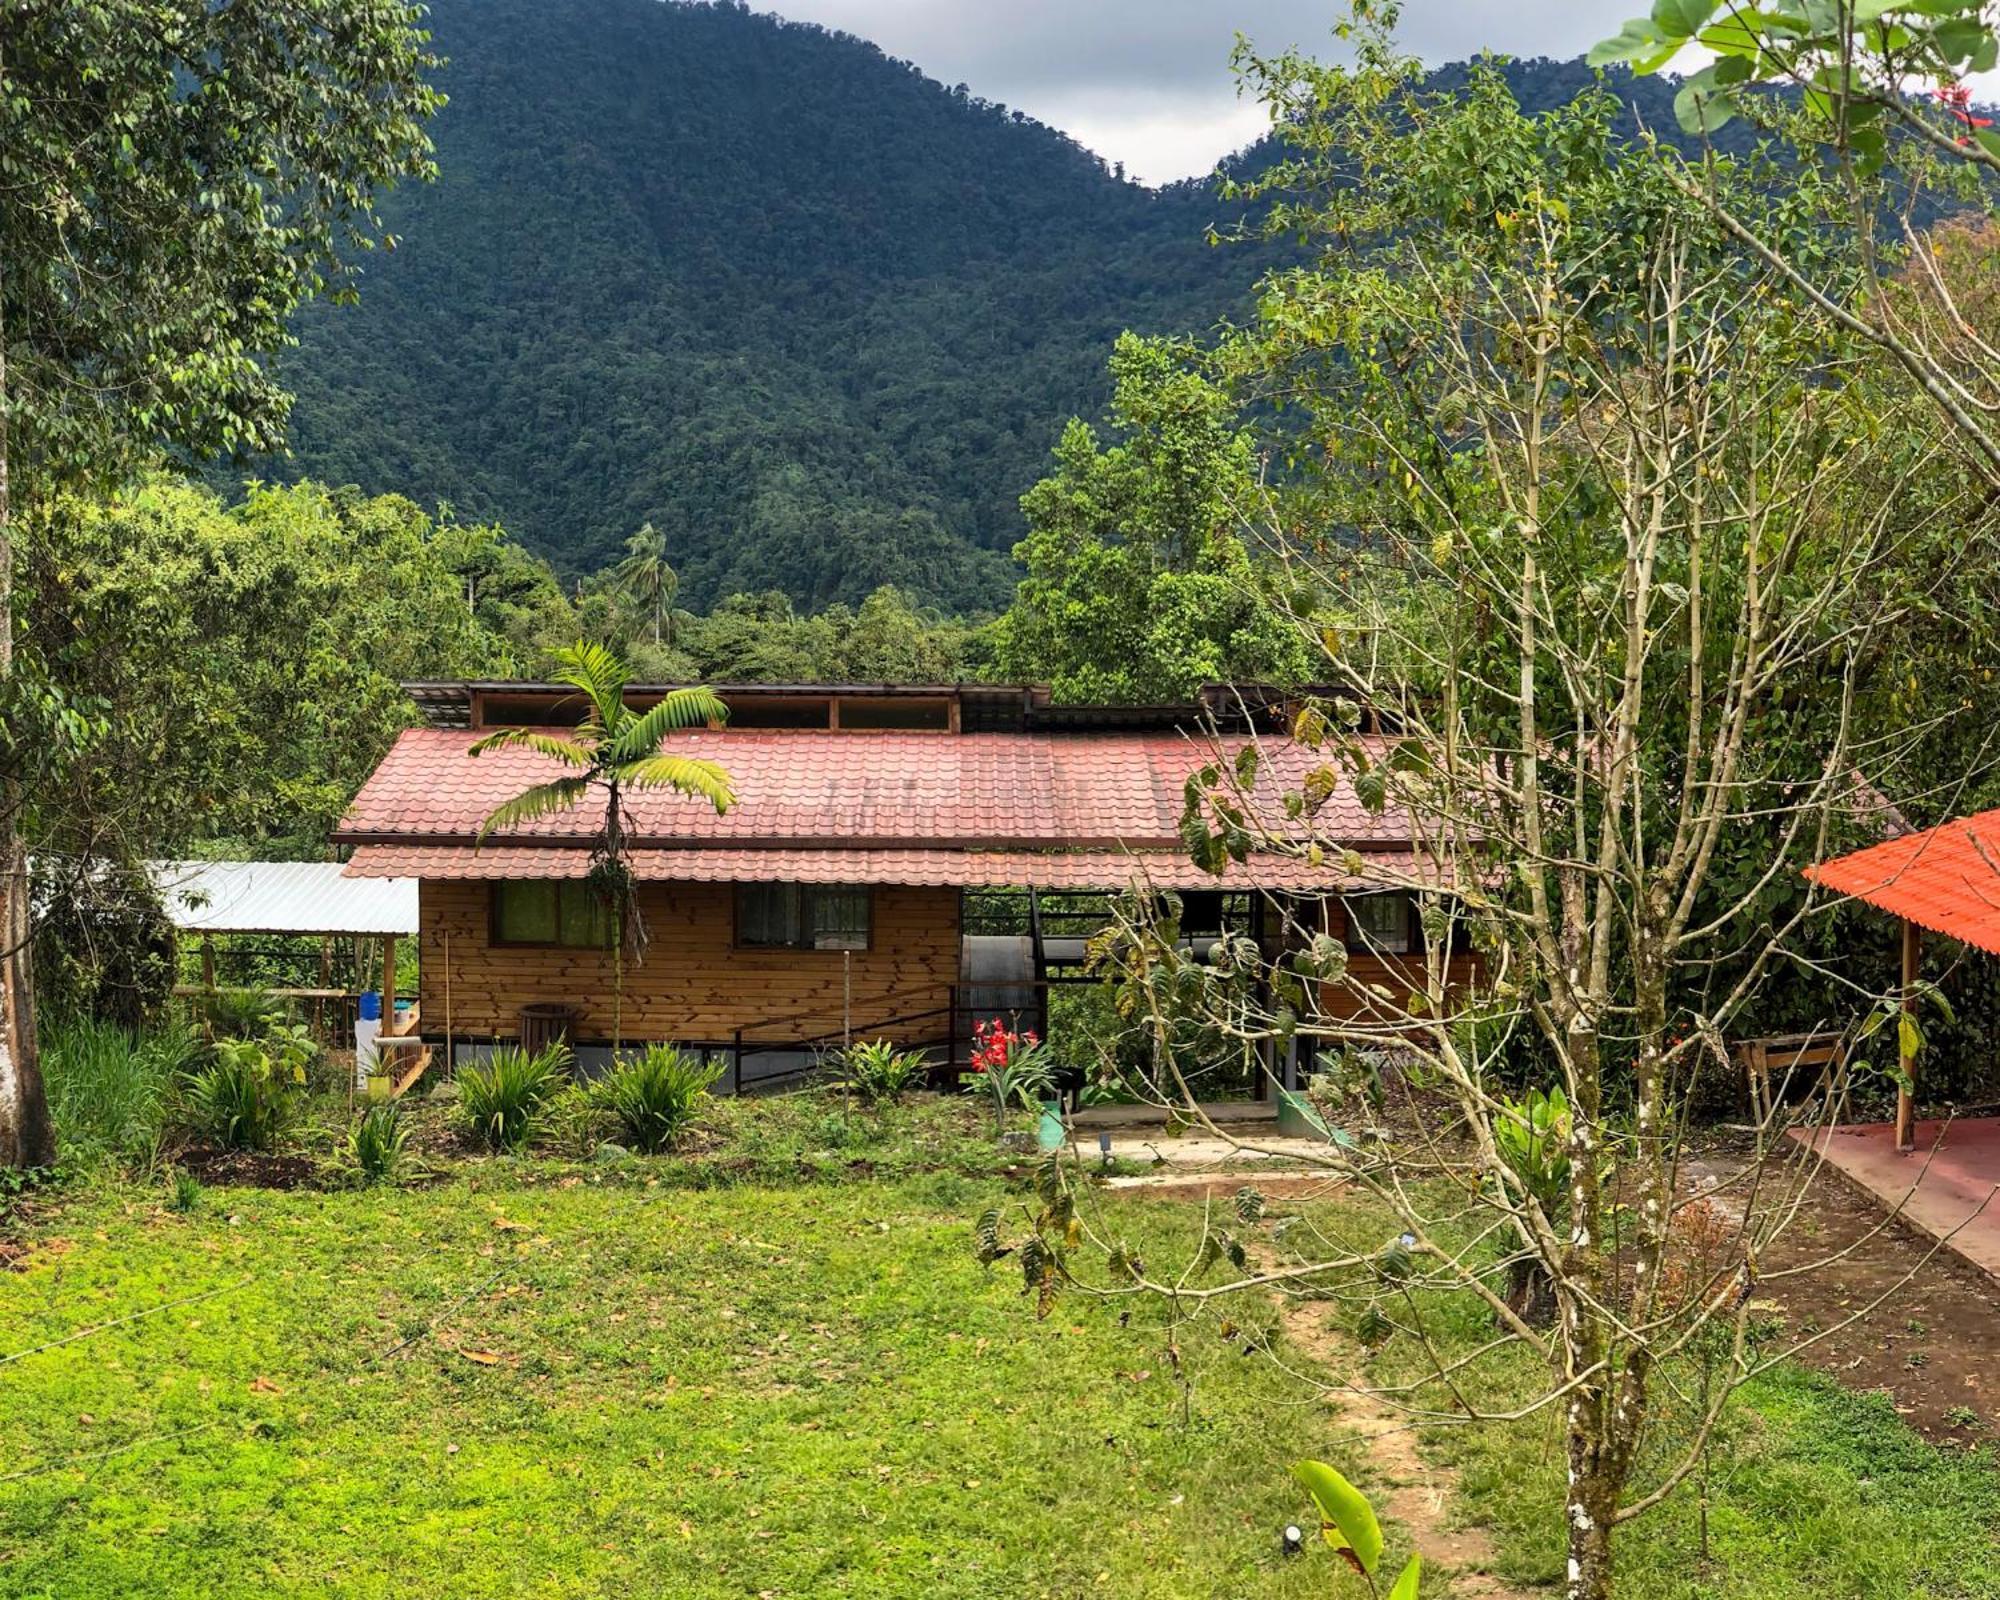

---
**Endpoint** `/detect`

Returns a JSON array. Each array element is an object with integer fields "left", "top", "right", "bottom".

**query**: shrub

[
  {"left": 264, "top": 1019, "right": 325, "bottom": 1089},
  {"left": 840, "top": 1038, "right": 929, "bottom": 1103},
  {"left": 542, "top": 1084, "right": 612, "bottom": 1159},
  {"left": 32, "top": 857, "right": 177, "bottom": 1029},
  {"left": 203, "top": 987, "right": 285, "bottom": 1038},
  {"left": 590, "top": 1044, "right": 723, "bottom": 1152},
  {"left": 1492, "top": 1084, "right": 1572, "bottom": 1324},
  {"left": 458, "top": 1043, "right": 568, "bottom": 1152},
  {"left": 347, "top": 1102, "right": 409, "bottom": 1186},
  {"left": 184, "top": 1037, "right": 298, "bottom": 1151},
  {"left": 43, "top": 1019, "right": 196, "bottom": 1172}
]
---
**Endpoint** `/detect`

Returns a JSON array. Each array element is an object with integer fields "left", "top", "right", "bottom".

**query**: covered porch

[{"left": 1802, "top": 812, "right": 2000, "bottom": 1279}]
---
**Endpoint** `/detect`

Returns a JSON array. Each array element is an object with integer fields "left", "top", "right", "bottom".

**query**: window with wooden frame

[
  {"left": 491, "top": 881, "right": 613, "bottom": 949},
  {"left": 1343, "top": 892, "right": 1414, "bottom": 955},
  {"left": 736, "top": 884, "right": 871, "bottom": 951}
]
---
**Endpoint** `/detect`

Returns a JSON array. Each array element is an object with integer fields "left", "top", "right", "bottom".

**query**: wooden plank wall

[
  {"left": 1314, "top": 899, "right": 1484, "bottom": 1025},
  {"left": 418, "top": 880, "right": 960, "bottom": 1046}
]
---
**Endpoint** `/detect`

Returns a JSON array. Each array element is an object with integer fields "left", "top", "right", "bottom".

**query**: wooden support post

[
  {"left": 1896, "top": 918, "right": 1920, "bottom": 1152},
  {"left": 382, "top": 933, "right": 399, "bottom": 1033},
  {"left": 316, "top": 937, "right": 332, "bottom": 1039},
  {"left": 200, "top": 937, "right": 216, "bottom": 991}
]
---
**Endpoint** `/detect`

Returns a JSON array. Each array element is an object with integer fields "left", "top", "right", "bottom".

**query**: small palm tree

[
  {"left": 614, "top": 522, "right": 678, "bottom": 647},
  {"left": 471, "top": 642, "right": 733, "bottom": 966}
]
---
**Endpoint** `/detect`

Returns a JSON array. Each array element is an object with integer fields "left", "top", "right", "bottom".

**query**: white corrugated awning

[{"left": 148, "top": 860, "right": 417, "bottom": 937}]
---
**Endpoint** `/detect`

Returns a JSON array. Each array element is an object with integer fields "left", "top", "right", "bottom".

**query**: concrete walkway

[
  {"left": 1062, "top": 1119, "right": 1341, "bottom": 1189},
  {"left": 1790, "top": 1116, "right": 2000, "bottom": 1283}
]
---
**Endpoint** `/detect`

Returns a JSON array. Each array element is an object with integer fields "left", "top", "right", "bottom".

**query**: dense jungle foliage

[{"left": 248, "top": 0, "right": 1728, "bottom": 611}]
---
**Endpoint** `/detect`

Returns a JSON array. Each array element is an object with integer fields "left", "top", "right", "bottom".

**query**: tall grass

[{"left": 42, "top": 1018, "right": 197, "bottom": 1173}]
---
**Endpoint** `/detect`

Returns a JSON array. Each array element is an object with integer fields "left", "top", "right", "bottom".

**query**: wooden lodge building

[{"left": 334, "top": 681, "right": 1475, "bottom": 1092}]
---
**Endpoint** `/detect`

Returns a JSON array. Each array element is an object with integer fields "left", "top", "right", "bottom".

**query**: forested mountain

[{"left": 261, "top": 0, "right": 1698, "bottom": 611}]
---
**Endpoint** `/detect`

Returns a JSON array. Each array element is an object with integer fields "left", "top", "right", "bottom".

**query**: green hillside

[{"left": 261, "top": 0, "right": 1699, "bottom": 610}]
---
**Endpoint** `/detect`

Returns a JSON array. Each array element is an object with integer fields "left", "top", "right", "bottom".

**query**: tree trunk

[
  {"left": 0, "top": 262, "right": 57, "bottom": 1170},
  {"left": 1563, "top": 1460, "right": 1617, "bottom": 1600}
]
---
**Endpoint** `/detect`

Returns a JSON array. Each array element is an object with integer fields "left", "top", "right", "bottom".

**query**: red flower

[{"left": 1937, "top": 80, "right": 1993, "bottom": 144}]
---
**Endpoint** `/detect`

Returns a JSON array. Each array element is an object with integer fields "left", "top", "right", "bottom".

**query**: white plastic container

[{"left": 354, "top": 990, "right": 383, "bottom": 1091}]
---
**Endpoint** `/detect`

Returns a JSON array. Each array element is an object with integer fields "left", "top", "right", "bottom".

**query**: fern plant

[
  {"left": 458, "top": 1043, "right": 569, "bottom": 1153},
  {"left": 202, "top": 987, "right": 285, "bottom": 1038},
  {"left": 590, "top": 1044, "right": 722, "bottom": 1152}
]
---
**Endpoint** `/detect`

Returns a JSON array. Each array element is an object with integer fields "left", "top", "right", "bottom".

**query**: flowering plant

[
  {"left": 963, "top": 1017, "right": 1055, "bottom": 1132},
  {"left": 1937, "top": 81, "right": 1995, "bottom": 147},
  {"left": 969, "top": 1017, "right": 1036, "bottom": 1074}
]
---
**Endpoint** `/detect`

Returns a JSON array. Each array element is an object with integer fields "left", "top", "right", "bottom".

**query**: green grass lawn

[
  {"left": 5, "top": 1079, "right": 1997, "bottom": 1600},
  {"left": 0, "top": 1167, "right": 1371, "bottom": 1600},
  {"left": 1440, "top": 1362, "right": 2000, "bottom": 1600}
]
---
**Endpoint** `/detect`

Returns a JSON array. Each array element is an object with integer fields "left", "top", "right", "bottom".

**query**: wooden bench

[{"left": 1732, "top": 1031, "right": 1846, "bottom": 1122}]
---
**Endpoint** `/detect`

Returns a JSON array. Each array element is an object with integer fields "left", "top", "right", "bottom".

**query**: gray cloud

[{"left": 751, "top": 0, "right": 1654, "bottom": 180}]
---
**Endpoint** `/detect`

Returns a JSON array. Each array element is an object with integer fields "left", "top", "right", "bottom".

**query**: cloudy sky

[{"left": 749, "top": 1, "right": 1674, "bottom": 183}]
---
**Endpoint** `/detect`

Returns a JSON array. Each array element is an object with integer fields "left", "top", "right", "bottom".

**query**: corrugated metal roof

[
  {"left": 148, "top": 860, "right": 417, "bottom": 936},
  {"left": 339, "top": 842, "right": 1432, "bottom": 893},
  {"left": 1806, "top": 807, "right": 2000, "bottom": 955},
  {"left": 333, "top": 727, "right": 1406, "bottom": 851}
]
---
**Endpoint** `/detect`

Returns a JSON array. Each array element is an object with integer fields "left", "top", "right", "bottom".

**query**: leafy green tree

[
  {"left": 430, "top": 515, "right": 581, "bottom": 660},
  {"left": 834, "top": 586, "right": 979, "bottom": 682},
  {"left": 992, "top": 334, "right": 1314, "bottom": 702},
  {"left": 668, "top": 591, "right": 825, "bottom": 683},
  {"left": 613, "top": 523, "right": 679, "bottom": 648},
  {"left": 25, "top": 477, "right": 511, "bottom": 857},
  {"left": 1025, "top": 24, "right": 2000, "bottom": 1600},
  {"left": 0, "top": 0, "right": 440, "bottom": 1168},
  {"left": 1592, "top": 1, "right": 2000, "bottom": 481}
]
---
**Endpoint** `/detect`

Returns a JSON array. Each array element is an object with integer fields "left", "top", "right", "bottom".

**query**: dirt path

[
  {"left": 1689, "top": 1151, "right": 2000, "bottom": 1440},
  {"left": 1103, "top": 1126, "right": 2000, "bottom": 1593},
  {"left": 1266, "top": 1279, "right": 1530, "bottom": 1600},
  {"left": 1100, "top": 1160, "right": 1527, "bottom": 1594}
]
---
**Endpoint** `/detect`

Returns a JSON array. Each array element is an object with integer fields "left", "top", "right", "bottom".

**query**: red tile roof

[
  {"left": 1807, "top": 807, "right": 2000, "bottom": 956},
  {"left": 335, "top": 728, "right": 1407, "bottom": 852},
  {"left": 342, "top": 842, "right": 1427, "bottom": 892}
]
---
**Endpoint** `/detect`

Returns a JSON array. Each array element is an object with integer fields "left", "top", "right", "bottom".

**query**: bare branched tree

[
  {"left": 1593, "top": 0, "right": 2000, "bottom": 484},
  {"left": 996, "top": 36, "right": 1998, "bottom": 1600}
]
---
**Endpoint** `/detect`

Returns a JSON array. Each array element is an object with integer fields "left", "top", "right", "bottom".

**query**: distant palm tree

[
  {"left": 614, "top": 522, "right": 678, "bottom": 647},
  {"left": 472, "top": 642, "right": 733, "bottom": 967}
]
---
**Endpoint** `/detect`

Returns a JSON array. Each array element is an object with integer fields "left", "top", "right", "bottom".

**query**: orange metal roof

[
  {"left": 333, "top": 727, "right": 1407, "bottom": 851},
  {"left": 1807, "top": 806, "right": 2000, "bottom": 955}
]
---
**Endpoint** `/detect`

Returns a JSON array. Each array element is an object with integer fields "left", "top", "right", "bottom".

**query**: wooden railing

[{"left": 375, "top": 1002, "right": 432, "bottom": 1097}]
